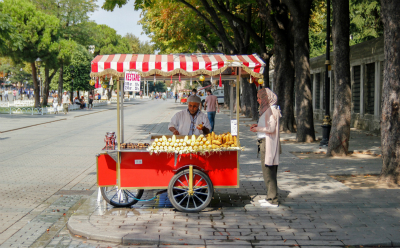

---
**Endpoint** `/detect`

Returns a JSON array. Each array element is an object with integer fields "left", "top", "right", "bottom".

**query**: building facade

[
  {"left": 269, "top": 36, "right": 384, "bottom": 133},
  {"left": 311, "top": 37, "right": 384, "bottom": 133}
]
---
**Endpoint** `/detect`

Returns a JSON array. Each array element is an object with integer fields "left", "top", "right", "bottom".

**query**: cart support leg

[
  {"left": 97, "top": 187, "right": 102, "bottom": 202},
  {"left": 188, "top": 165, "right": 193, "bottom": 195}
]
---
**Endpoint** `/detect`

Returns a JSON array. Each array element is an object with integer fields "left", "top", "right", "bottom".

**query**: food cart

[{"left": 91, "top": 54, "right": 266, "bottom": 212}]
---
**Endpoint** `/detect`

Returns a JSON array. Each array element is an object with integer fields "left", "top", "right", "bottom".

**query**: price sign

[
  {"left": 230, "top": 119, "right": 237, "bottom": 136},
  {"left": 124, "top": 72, "right": 141, "bottom": 92}
]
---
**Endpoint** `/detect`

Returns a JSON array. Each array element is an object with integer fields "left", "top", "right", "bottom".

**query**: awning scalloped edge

[{"left": 90, "top": 65, "right": 264, "bottom": 79}]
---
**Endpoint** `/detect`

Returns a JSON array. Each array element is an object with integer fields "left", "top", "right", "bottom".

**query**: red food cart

[{"left": 91, "top": 54, "right": 266, "bottom": 212}]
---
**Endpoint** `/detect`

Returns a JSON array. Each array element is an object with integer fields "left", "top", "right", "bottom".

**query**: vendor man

[{"left": 168, "top": 95, "right": 211, "bottom": 135}]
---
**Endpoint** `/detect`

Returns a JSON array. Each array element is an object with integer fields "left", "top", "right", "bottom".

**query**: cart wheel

[
  {"left": 101, "top": 186, "right": 144, "bottom": 207},
  {"left": 168, "top": 169, "right": 213, "bottom": 213}
]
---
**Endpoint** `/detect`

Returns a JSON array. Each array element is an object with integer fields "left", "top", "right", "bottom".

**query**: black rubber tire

[
  {"left": 100, "top": 186, "right": 144, "bottom": 207},
  {"left": 168, "top": 168, "right": 213, "bottom": 213}
]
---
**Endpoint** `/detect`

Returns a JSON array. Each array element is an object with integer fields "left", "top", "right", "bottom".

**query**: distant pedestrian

[
  {"left": 12, "top": 89, "right": 17, "bottom": 101},
  {"left": 4, "top": 90, "right": 9, "bottom": 101},
  {"left": 98, "top": 93, "right": 101, "bottom": 100},
  {"left": 250, "top": 88, "right": 281, "bottom": 207},
  {"left": 203, "top": 89, "right": 220, "bottom": 132},
  {"left": 175, "top": 91, "right": 178, "bottom": 103},
  {"left": 62, "top": 91, "right": 71, "bottom": 114},
  {"left": 52, "top": 94, "right": 59, "bottom": 114},
  {"left": 88, "top": 94, "right": 93, "bottom": 109}
]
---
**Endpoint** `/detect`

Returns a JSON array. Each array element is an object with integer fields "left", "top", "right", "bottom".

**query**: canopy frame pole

[
  {"left": 120, "top": 78, "right": 124, "bottom": 143},
  {"left": 117, "top": 75, "right": 121, "bottom": 187},
  {"left": 236, "top": 68, "right": 241, "bottom": 147}
]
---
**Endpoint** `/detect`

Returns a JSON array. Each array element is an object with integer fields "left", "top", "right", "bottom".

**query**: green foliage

[
  {"left": 309, "top": 0, "right": 383, "bottom": 58},
  {"left": 32, "top": 0, "right": 98, "bottom": 47},
  {"left": 124, "top": 33, "right": 154, "bottom": 54},
  {"left": 63, "top": 45, "right": 92, "bottom": 92},
  {"left": 148, "top": 81, "right": 167, "bottom": 93},
  {"left": 0, "top": 0, "right": 60, "bottom": 64},
  {"left": 0, "top": 57, "right": 33, "bottom": 85},
  {"left": 349, "top": 0, "right": 382, "bottom": 45},
  {"left": 0, "top": 12, "right": 22, "bottom": 53},
  {"left": 92, "top": 24, "right": 132, "bottom": 55}
]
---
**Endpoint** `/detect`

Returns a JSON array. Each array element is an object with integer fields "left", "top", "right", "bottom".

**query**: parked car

[{"left": 200, "top": 89, "right": 224, "bottom": 107}]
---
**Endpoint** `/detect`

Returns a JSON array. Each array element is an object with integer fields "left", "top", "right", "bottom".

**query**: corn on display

[{"left": 148, "top": 132, "right": 242, "bottom": 154}]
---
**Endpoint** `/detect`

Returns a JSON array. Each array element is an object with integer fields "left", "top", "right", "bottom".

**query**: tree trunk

[
  {"left": 58, "top": 64, "right": 63, "bottom": 104},
  {"left": 224, "top": 81, "right": 230, "bottom": 108},
  {"left": 327, "top": 0, "right": 351, "bottom": 157},
  {"left": 249, "top": 80, "right": 259, "bottom": 120},
  {"left": 380, "top": 0, "right": 400, "bottom": 184},
  {"left": 274, "top": 41, "right": 296, "bottom": 133},
  {"left": 257, "top": 0, "right": 296, "bottom": 132},
  {"left": 284, "top": 0, "right": 315, "bottom": 142},
  {"left": 43, "top": 67, "right": 50, "bottom": 106},
  {"left": 30, "top": 62, "right": 40, "bottom": 108},
  {"left": 262, "top": 55, "right": 270, "bottom": 88},
  {"left": 242, "top": 77, "right": 252, "bottom": 117}
]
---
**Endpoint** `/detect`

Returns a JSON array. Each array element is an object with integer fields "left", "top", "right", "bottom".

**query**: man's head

[
  {"left": 206, "top": 89, "right": 212, "bottom": 96},
  {"left": 64, "top": 91, "right": 67, "bottom": 95},
  {"left": 187, "top": 95, "right": 201, "bottom": 115},
  {"left": 192, "top": 88, "right": 197, "bottom": 95}
]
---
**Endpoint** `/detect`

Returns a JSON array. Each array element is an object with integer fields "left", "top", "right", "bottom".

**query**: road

[{"left": 0, "top": 99, "right": 178, "bottom": 247}]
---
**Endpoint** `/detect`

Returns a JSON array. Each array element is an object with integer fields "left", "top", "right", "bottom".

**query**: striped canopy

[{"left": 90, "top": 54, "right": 266, "bottom": 78}]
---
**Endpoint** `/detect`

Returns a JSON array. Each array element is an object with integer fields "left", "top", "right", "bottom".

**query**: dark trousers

[
  {"left": 207, "top": 111, "right": 216, "bottom": 132},
  {"left": 260, "top": 140, "right": 278, "bottom": 204}
]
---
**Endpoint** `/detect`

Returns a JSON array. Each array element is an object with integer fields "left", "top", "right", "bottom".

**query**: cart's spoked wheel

[
  {"left": 168, "top": 168, "right": 213, "bottom": 213},
  {"left": 101, "top": 186, "right": 144, "bottom": 207}
]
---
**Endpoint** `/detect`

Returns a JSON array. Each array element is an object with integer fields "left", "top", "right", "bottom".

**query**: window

[
  {"left": 365, "top": 63, "right": 375, "bottom": 115},
  {"left": 352, "top": 65, "right": 361, "bottom": 113}
]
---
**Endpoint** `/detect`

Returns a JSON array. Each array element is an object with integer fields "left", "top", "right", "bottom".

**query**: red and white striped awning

[{"left": 90, "top": 54, "right": 266, "bottom": 78}]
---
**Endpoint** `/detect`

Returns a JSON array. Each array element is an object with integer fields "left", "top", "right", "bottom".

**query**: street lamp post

[
  {"left": 69, "top": 65, "right": 74, "bottom": 101},
  {"left": 320, "top": 0, "right": 332, "bottom": 146},
  {"left": 35, "top": 57, "right": 42, "bottom": 105}
]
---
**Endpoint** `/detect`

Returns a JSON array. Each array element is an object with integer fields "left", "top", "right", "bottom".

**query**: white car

[{"left": 200, "top": 89, "right": 224, "bottom": 107}]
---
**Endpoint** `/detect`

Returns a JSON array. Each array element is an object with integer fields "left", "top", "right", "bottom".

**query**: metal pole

[
  {"left": 236, "top": 68, "right": 240, "bottom": 147},
  {"left": 230, "top": 82, "right": 234, "bottom": 119},
  {"left": 120, "top": 78, "right": 124, "bottom": 143},
  {"left": 117, "top": 75, "right": 121, "bottom": 187},
  {"left": 320, "top": 0, "right": 332, "bottom": 146}
]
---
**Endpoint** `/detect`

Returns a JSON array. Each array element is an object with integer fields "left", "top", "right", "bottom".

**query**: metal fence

[{"left": 0, "top": 99, "right": 111, "bottom": 115}]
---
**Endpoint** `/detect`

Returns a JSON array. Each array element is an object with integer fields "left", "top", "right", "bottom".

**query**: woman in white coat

[{"left": 250, "top": 88, "right": 281, "bottom": 207}]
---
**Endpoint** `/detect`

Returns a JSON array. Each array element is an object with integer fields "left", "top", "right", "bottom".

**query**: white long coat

[{"left": 257, "top": 106, "right": 280, "bottom": 165}]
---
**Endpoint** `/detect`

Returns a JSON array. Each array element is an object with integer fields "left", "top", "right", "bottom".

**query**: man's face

[
  {"left": 207, "top": 91, "right": 211, "bottom": 96},
  {"left": 64, "top": 92, "right": 67, "bottom": 95},
  {"left": 188, "top": 102, "right": 200, "bottom": 115}
]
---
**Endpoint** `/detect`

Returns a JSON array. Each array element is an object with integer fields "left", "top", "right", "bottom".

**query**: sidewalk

[{"left": 67, "top": 106, "right": 399, "bottom": 247}]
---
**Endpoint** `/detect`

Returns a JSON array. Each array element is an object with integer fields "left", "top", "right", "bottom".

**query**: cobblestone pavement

[{"left": 2, "top": 98, "right": 399, "bottom": 248}]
